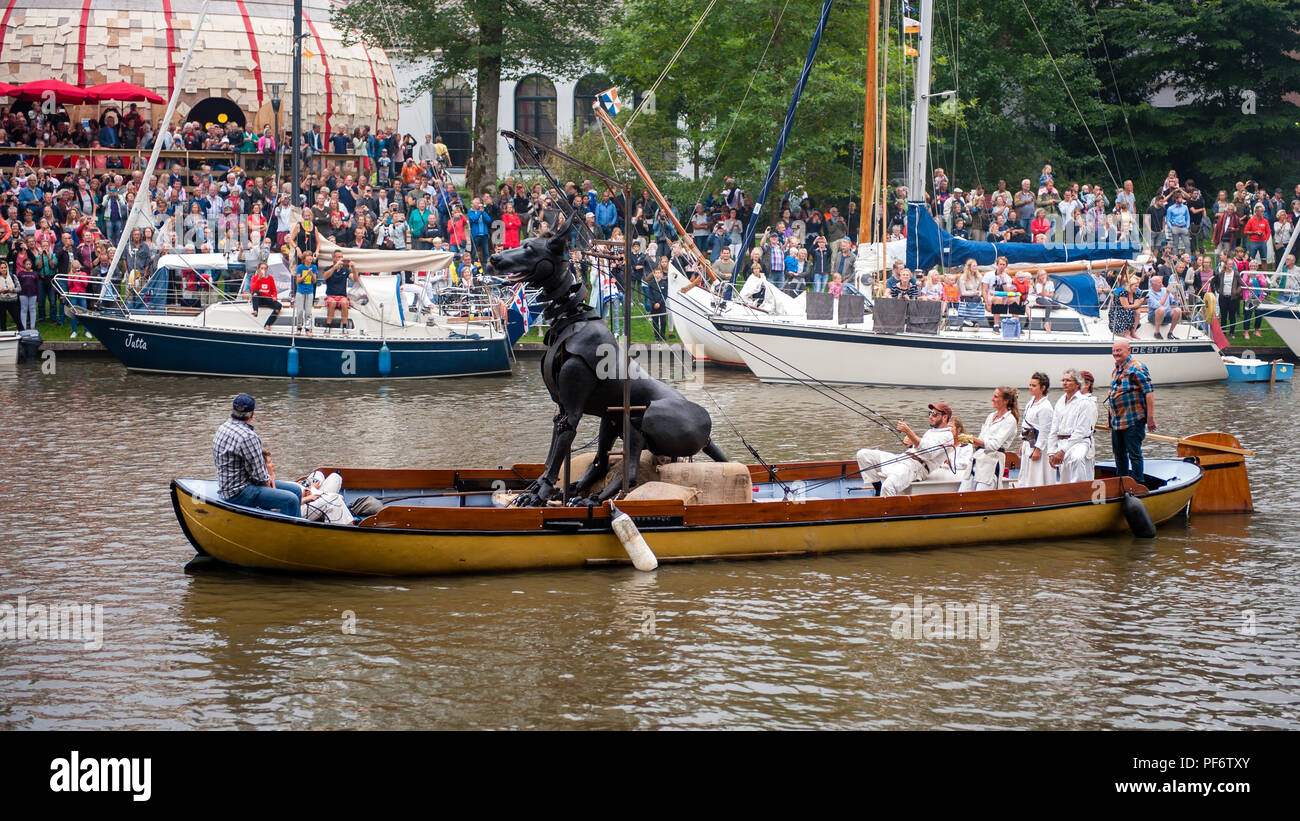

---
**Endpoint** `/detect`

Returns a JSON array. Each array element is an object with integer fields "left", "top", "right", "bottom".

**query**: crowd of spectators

[{"left": 2, "top": 96, "right": 1298, "bottom": 343}]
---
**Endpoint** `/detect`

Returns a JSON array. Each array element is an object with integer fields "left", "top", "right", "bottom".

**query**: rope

[
  {"left": 666, "top": 278, "right": 904, "bottom": 439},
  {"left": 624, "top": 0, "right": 721, "bottom": 134},
  {"left": 1018, "top": 0, "right": 1118, "bottom": 192},
  {"left": 1088, "top": 0, "right": 1144, "bottom": 186}
]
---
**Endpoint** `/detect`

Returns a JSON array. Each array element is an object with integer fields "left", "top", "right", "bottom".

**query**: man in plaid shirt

[
  {"left": 212, "top": 393, "right": 302, "bottom": 517},
  {"left": 1107, "top": 340, "right": 1157, "bottom": 484}
]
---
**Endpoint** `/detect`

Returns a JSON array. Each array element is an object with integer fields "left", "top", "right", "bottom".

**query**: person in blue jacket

[
  {"left": 594, "top": 190, "right": 619, "bottom": 239},
  {"left": 467, "top": 197, "right": 493, "bottom": 266}
]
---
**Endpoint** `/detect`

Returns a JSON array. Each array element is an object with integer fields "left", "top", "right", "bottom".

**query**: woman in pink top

[
  {"left": 64, "top": 260, "right": 92, "bottom": 339},
  {"left": 1241, "top": 260, "right": 1270, "bottom": 338}
]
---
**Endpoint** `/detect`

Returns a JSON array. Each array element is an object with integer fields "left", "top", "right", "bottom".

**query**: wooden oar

[{"left": 1094, "top": 425, "right": 1254, "bottom": 456}]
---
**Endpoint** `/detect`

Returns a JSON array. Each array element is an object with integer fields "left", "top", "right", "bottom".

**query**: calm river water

[{"left": 1, "top": 357, "right": 1297, "bottom": 729}]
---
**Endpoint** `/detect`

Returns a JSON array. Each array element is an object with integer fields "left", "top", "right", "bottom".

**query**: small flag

[
  {"left": 512, "top": 283, "right": 531, "bottom": 334},
  {"left": 596, "top": 87, "right": 623, "bottom": 116},
  {"left": 903, "top": 16, "right": 921, "bottom": 33}
]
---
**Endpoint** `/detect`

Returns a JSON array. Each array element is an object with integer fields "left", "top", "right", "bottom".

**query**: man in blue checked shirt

[
  {"left": 1107, "top": 339, "right": 1157, "bottom": 484},
  {"left": 212, "top": 394, "right": 302, "bottom": 517}
]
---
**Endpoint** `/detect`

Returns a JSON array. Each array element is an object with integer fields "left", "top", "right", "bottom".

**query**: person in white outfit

[
  {"left": 1048, "top": 368, "right": 1098, "bottom": 484},
  {"left": 856, "top": 402, "right": 955, "bottom": 497},
  {"left": 960, "top": 386, "right": 1021, "bottom": 490},
  {"left": 1018, "top": 371, "right": 1056, "bottom": 487}
]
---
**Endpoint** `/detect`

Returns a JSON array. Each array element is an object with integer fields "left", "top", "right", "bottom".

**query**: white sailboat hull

[
  {"left": 1260, "top": 304, "right": 1300, "bottom": 355},
  {"left": 712, "top": 316, "right": 1228, "bottom": 388},
  {"left": 0, "top": 331, "right": 17, "bottom": 365},
  {"left": 666, "top": 269, "right": 751, "bottom": 367}
]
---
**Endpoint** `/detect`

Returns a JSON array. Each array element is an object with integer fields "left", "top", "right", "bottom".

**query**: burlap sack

[
  {"left": 625, "top": 482, "right": 700, "bottom": 504},
  {"left": 655, "top": 462, "right": 753, "bottom": 505},
  {"left": 567, "top": 451, "right": 664, "bottom": 491}
]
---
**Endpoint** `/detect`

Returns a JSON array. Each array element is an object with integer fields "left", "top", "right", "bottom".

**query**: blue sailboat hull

[{"left": 76, "top": 313, "right": 514, "bottom": 379}]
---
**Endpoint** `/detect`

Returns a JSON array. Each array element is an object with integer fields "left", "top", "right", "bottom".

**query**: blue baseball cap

[{"left": 232, "top": 393, "right": 256, "bottom": 412}]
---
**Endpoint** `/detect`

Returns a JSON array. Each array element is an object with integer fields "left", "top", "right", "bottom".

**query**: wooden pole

[
  {"left": 859, "top": 0, "right": 879, "bottom": 246},
  {"left": 591, "top": 104, "right": 718, "bottom": 281}
]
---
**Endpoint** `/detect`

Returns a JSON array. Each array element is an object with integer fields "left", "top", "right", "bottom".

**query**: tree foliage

[
  {"left": 587, "top": 0, "right": 1299, "bottom": 207},
  {"left": 334, "top": 0, "right": 617, "bottom": 192}
]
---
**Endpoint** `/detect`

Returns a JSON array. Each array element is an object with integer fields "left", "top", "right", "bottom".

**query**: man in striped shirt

[
  {"left": 212, "top": 394, "right": 302, "bottom": 517},
  {"left": 889, "top": 268, "right": 920, "bottom": 300}
]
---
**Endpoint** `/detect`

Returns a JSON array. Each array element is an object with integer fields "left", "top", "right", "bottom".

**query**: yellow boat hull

[{"left": 172, "top": 462, "right": 1199, "bottom": 577}]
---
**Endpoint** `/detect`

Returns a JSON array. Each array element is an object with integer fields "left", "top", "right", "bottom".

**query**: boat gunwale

[{"left": 170, "top": 459, "right": 1201, "bottom": 538}]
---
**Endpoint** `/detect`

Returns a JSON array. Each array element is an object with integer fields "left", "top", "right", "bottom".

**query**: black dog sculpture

[{"left": 490, "top": 214, "right": 727, "bottom": 507}]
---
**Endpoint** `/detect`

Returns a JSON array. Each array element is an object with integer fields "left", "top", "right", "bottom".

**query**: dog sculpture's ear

[{"left": 547, "top": 211, "right": 579, "bottom": 257}]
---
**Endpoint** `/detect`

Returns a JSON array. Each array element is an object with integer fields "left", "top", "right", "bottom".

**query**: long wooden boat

[{"left": 172, "top": 458, "right": 1202, "bottom": 577}]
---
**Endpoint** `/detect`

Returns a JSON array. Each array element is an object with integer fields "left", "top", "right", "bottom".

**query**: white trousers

[
  {"left": 1018, "top": 440, "right": 1054, "bottom": 487},
  {"left": 1054, "top": 441, "right": 1095, "bottom": 485},
  {"left": 964, "top": 450, "right": 1004, "bottom": 491},
  {"left": 856, "top": 448, "right": 925, "bottom": 497}
]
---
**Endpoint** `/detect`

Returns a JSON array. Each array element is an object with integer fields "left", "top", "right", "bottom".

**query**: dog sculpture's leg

[
  {"left": 570, "top": 415, "right": 619, "bottom": 498},
  {"left": 591, "top": 424, "right": 646, "bottom": 504},
  {"left": 515, "top": 359, "right": 596, "bottom": 507},
  {"left": 703, "top": 439, "right": 728, "bottom": 462}
]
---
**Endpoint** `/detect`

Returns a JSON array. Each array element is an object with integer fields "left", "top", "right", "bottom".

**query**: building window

[
  {"left": 431, "top": 78, "right": 473, "bottom": 168},
  {"left": 515, "top": 74, "right": 557, "bottom": 148},
  {"left": 573, "top": 74, "right": 611, "bottom": 136}
]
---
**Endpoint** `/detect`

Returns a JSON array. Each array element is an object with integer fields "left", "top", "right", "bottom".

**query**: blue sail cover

[
  {"left": 1049, "top": 273, "right": 1101, "bottom": 318},
  {"left": 904, "top": 201, "right": 1136, "bottom": 271}
]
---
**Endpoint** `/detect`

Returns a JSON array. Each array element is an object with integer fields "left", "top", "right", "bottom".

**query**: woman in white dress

[
  {"left": 1018, "top": 372, "right": 1056, "bottom": 487},
  {"left": 959, "top": 386, "right": 1021, "bottom": 491}
]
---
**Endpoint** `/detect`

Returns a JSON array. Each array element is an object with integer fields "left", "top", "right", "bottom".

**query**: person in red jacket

[
  {"left": 501, "top": 201, "right": 522, "bottom": 249},
  {"left": 446, "top": 206, "right": 469, "bottom": 253},
  {"left": 248, "top": 262, "right": 281, "bottom": 329},
  {"left": 1243, "top": 203, "right": 1272, "bottom": 262}
]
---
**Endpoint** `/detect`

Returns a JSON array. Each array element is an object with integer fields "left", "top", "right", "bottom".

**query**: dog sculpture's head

[{"left": 490, "top": 212, "right": 579, "bottom": 295}]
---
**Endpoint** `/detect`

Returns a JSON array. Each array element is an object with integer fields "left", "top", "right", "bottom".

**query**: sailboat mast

[
  {"left": 858, "top": 0, "right": 879, "bottom": 246},
  {"left": 591, "top": 103, "right": 717, "bottom": 280},
  {"left": 906, "top": 0, "right": 934, "bottom": 200},
  {"left": 101, "top": 0, "right": 212, "bottom": 302},
  {"left": 291, "top": 0, "right": 303, "bottom": 207},
  {"left": 735, "top": 0, "right": 835, "bottom": 268}
]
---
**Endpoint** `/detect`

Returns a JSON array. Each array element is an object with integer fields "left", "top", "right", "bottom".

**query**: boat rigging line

[
  {"left": 1016, "top": 0, "right": 1119, "bottom": 192},
  {"left": 622, "top": 0, "right": 721, "bottom": 135},
  {"left": 735, "top": 0, "right": 836, "bottom": 270},
  {"left": 1087, "top": 0, "right": 1144, "bottom": 184},
  {"left": 692, "top": 0, "right": 793, "bottom": 207},
  {"left": 666, "top": 287, "right": 905, "bottom": 442}
]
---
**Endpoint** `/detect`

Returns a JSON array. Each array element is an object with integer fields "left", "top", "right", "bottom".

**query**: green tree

[
  {"left": 1093, "top": 0, "right": 1300, "bottom": 190},
  {"left": 598, "top": 0, "right": 877, "bottom": 208},
  {"left": 333, "top": 0, "right": 617, "bottom": 193}
]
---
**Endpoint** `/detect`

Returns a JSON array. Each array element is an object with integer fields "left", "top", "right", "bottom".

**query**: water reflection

[{"left": 0, "top": 358, "right": 1297, "bottom": 729}]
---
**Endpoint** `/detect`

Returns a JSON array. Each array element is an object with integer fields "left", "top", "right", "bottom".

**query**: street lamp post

[{"left": 267, "top": 81, "right": 285, "bottom": 183}]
